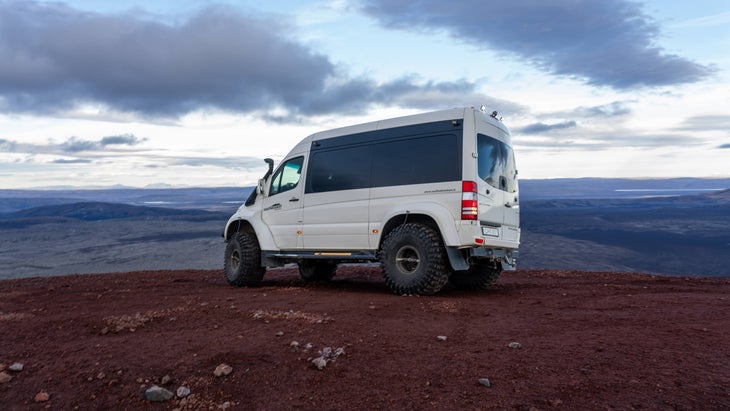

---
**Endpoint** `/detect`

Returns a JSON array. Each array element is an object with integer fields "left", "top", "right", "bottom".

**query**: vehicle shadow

[{"left": 254, "top": 266, "right": 519, "bottom": 297}]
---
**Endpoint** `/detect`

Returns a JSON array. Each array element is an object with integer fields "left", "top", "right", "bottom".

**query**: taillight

[{"left": 461, "top": 181, "right": 478, "bottom": 220}]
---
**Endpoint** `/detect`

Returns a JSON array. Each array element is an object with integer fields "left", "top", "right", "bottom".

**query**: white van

[{"left": 223, "top": 107, "right": 520, "bottom": 295}]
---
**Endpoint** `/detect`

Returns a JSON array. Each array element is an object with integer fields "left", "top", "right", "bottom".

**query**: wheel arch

[
  {"left": 379, "top": 213, "right": 438, "bottom": 249},
  {"left": 224, "top": 219, "right": 255, "bottom": 241},
  {"left": 223, "top": 215, "right": 277, "bottom": 250},
  {"left": 376, "top": 202, "right": 461, "bottom": 248}
]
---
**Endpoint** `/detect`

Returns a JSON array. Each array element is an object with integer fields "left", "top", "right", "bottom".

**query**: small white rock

[
  {"left": 0, "top": 371, "right": 13, "bottom": 384},
  {"left": 436, "top": 335, "right": 448, "bottom": 341},
  {"left": 214, "top": 363, "right": 233, "bottom": 377},
  {"left": 145, "top": 385, "right": 173, "bottom": 402},
  {"left": 8, "top": 363, "right": 24, "bottom": 372},
  {"left": 312, "top": 357, "right": 327, "bottom": 370},
  {"left": 507, "top": 342, "right": 522, "bottom": 349},
  {"left": 176, "top": 386, "right": 191, "bottom": 398},
  {"left": 478, "top": 378, "right": 491, "bottom": 387}
]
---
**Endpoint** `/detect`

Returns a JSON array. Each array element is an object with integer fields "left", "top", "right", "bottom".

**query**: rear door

[{"left": 476, "top": 133, "right": 520, "bottom": 241}]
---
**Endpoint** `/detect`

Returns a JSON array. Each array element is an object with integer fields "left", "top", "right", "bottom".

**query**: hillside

[
  {"left": 1, "top": 267, "right": 728, "bottom": 410},
  {"left": 519, "top": 190, "right": 730, "bottom": 276}
]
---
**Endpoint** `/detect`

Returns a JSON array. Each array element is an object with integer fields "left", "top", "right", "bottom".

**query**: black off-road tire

[
  {"left": 449, "top": 260, "right": 502, "bottom": 290},
  {"left": 224, "top": 232, "right": 265, "bottom": 286},
  {"left": 298, "top": 261, "right": 337, "bottom": 282},
  {"left": 379, "top": 223, "right": 449, "bottom": 295}
]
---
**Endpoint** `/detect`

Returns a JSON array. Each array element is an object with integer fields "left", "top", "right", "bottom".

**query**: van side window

[
  {"left": 307, "top": 145, "right": 371, "bottom": 193},
  {"left": 269, "top": 156, "right": 304, "bottom": 196},
  {"left": 305, "top": 120, "right": 463, "bottom": 194},
  {"left": 371, "top": 134, "right": 459, "bottom": 187}
]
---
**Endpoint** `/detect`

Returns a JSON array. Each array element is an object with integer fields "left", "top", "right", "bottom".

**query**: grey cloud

[
  {"left": 676, "top": 115, "right": 730, "bottom": 132},
  {"left": 518, "top": 121, "right": 577, "bottom": 135},
  {"left": 719, "top": 143, "right": 730, "bottom": 149},
  {"left": 0, "top": 2, "right": 508, "bottom": 119},
  {"left": 60, "top": 137, "right": 99, "bottom": 153},
  {"left": 171, "top": 156, "right": 264, "bottom": 169},
  {"left": 375, "top": 76, "right": 524, "bottom": 114},
  {"left": 0, "top": 134, "right": 146, "bottom": 154},
  {"left": 575, "top": 102, "right": 632, "bottom": 118},
  {"left": 52, "top": 158, "right": 93, "bottom": 164},
  {"left": 59, "top": 134, "right": 145, "bottom": 152},
  {"left": 0, "top": 138, "right": 18, "bottom": 151},
  {"left": 361, "top": 0, "right": 713, "bottom": 89},
  {"left": 515, "top": 131, "right": 703, "bottom": 151},
  {"left": 100, "top": 134, "right": 146, "bottom": 146}
]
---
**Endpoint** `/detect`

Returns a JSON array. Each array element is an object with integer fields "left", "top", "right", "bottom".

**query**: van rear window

[{"left": 477, "top": 134, "right": 517, "bottom": 193}]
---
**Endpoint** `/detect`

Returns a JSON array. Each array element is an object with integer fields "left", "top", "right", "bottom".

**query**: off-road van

[{"left": 223, "top": 107, "right": 520, "bottom": 295}]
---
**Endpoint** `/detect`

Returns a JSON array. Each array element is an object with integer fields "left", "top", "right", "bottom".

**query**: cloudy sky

[{"left": 0, "top": 0, "right": 728, "bottom": 189}]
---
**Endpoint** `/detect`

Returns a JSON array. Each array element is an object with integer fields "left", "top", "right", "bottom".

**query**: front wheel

[
  {"left": 298, "top": 261, "right": 337, "bottom": 282},
  {"left": 224, "top": 232, "right": 265, "bottom": 286},
  {"left": 449, "top": 260, "right": 502, "bottom": 290},
  {"left": 379, "top": 223, "right": 449, "bottom": 295}
]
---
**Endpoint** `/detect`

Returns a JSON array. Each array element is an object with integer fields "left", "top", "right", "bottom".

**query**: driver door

[{"left": 262, "top": 156, "right": 304, "bottom": 249}]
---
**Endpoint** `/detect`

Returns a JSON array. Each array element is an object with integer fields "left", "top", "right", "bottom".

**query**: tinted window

[
  {"left": 269, "top": 156, "right": 303, "bottom": 196},
  {"left": 371, "top": 134, "right": 460, "bottom": 187},
  {"left": 306, "top": 145, "right": 371, "bottom": 193},
  {"left": 477, "top": 134, "right": 517, "bottom": 193},
  {"left": 305, "top": 120, "right": 464, "bottom": 194}
]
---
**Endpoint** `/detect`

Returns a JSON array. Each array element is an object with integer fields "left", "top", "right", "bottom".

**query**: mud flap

[{"left": 445, "top": 247, "right": 469, "bottom": 271}]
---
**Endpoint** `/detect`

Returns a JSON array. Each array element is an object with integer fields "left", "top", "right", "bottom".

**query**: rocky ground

[{"left": 1, "top": 266, "right": 729, "bottom": 410}]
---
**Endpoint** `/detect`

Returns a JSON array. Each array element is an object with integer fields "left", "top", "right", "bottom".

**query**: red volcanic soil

[{"left": 1, "top": 267, "right": 729, "bottom": 410}]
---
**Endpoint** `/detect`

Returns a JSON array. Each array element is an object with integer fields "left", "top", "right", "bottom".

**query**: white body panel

[
  {"left": 224, "top": 107, "right": 520, "bottom": 268},
  {"left": 302, "top": 188, "right": 370, "bottom": 249}
]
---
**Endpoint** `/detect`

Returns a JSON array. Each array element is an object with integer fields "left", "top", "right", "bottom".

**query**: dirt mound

[{"left": 1, "top": 267, "right": 728, "bottom": 410}]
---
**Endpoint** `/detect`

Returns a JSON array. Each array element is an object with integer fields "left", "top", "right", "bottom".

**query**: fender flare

[
  {"left": 223, "top": 213, "right": 277, "bottom": 251},
  {"left": 377, "top": 201, "right": 461, "bottom": 247}
]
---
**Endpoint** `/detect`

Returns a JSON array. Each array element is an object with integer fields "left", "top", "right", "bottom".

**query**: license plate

[{"left": 481, "top": 226, "right": 499, "bottom": 237}]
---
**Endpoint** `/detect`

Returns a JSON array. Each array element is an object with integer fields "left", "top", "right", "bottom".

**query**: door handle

[{"left": 289, "top": 197, "right": 300, "bottom": 202}]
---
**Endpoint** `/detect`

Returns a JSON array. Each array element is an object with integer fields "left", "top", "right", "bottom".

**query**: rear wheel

[
  {"left": 449, "top": 260, "right": 502, "bottom": 290},
  {"left": 224, "top": 232, "right": 265, "bottom": 286},
  {"left": 380, "top": 223, "right": 449, "bottom": 295},
  {"left": 298, "top": 261, "right": 337, "bottom": 282}
]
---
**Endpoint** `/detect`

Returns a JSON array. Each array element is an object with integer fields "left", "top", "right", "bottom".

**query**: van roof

[{"left": 288, "top": 107, "right": 508, "bottom": 154}]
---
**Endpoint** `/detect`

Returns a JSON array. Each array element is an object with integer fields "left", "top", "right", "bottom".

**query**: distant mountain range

[
  {"left": 0, "top": 186, "right": 250, "bottom": 214},
  {"left": 2, "top": 178, "right": 729, "bottom": 213},
  {"left": 1, "top": 178, "right": 728, "bottom": 279},
  {"left": 518, "top": 177, "right": 730, "bottom": 200}
]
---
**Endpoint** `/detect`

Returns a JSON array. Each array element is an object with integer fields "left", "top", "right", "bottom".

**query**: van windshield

[{"left": 477, "top": 134, "right": 517, "bottom": 193}]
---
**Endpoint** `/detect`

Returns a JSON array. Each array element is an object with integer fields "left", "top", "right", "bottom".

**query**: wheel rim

[
  {"left": 395, "top": 245, "right": 420, "bottom": 274},
  {"left": 230, "top": 249, "right": 241, "bottom": 271}
]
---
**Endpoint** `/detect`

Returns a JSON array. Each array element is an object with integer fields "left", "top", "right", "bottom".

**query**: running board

[{"left": 262, "top": 250, "right": 378, "bottom": 266}]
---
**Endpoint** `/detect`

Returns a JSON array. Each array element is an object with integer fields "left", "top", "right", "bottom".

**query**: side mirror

[{"left": 258, "top": 158, "right": 275, "bottom": 196}]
